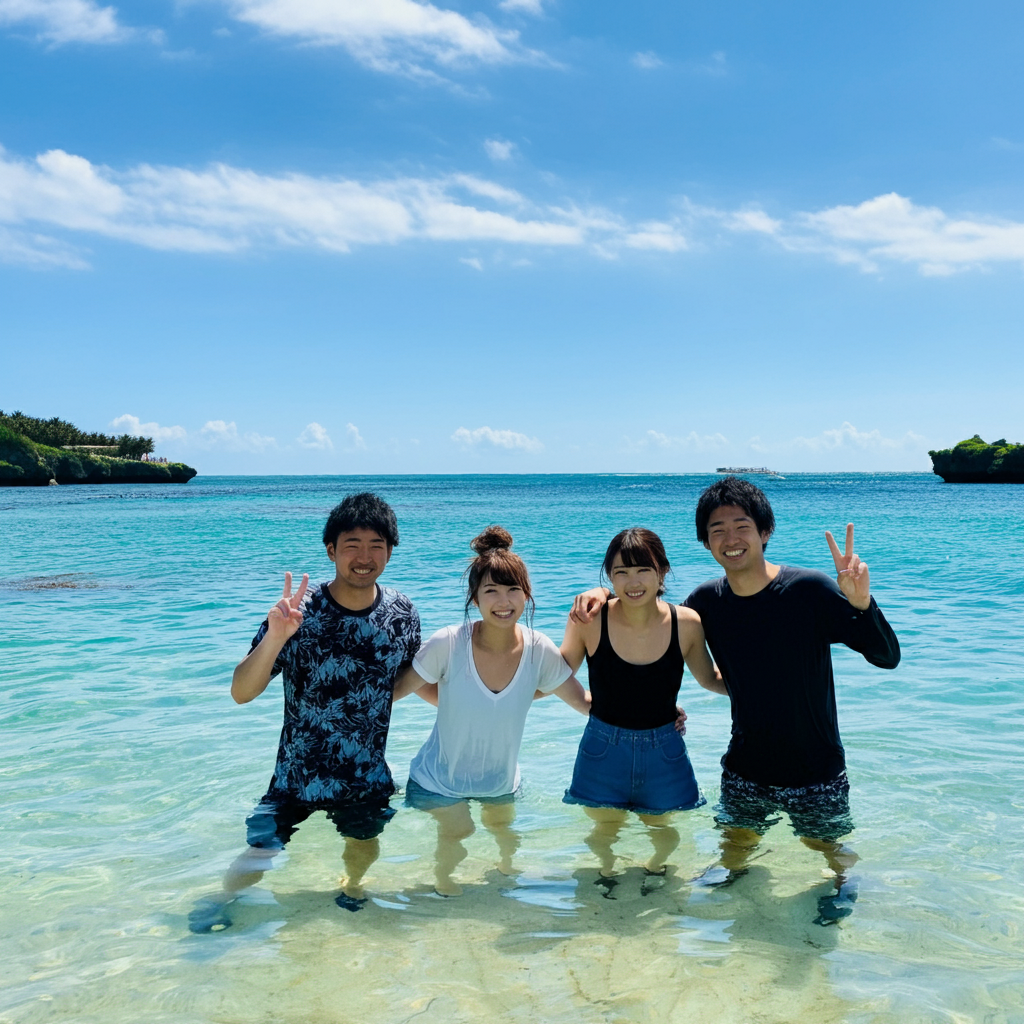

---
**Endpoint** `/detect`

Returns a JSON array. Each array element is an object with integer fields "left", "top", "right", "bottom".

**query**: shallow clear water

[{"left": 2, "top": 474, "right": 1022, "bottom": 1024}]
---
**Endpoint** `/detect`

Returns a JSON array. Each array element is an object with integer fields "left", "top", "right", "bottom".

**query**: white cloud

[
  {"left": 345, "top": 422, "right": 367, "bottom": 450},
  {"left": 227, "top": 0, "right": 535, "bottom": 79},
  {"left": 691, "top": 50, "right": 727, "bottom": 76},
  {"left": 0, "top": 146, "right": 611, "bottom": 262},
  {"left": 483, "top": 138, "right": 516, "bottom": 162},
  {"left": 792, "top": 422, "right": 926, "bottom": 452},
  {"left": 0, "top": 224, "right": 87, "bottom": 268},
  {"left": 796, "top": 193, "right": 1024, "bottom": 276},
  {"left": 0, "top": 0, "right": 126, "bottom": 44},
  {"left": 200, "top": 419, "right": 276, "bottom": 451},
  {"left": 727, "top": 208, "right": 781, "bottom": 235},
  {"left": 628, "top": 429, "right": 729, "bottom": 451},
  {"left": 452, "top": 425, "right": 543, "bottom": 452},
  {"left": 297, "top": 421, "right": 333, "bottom": 449},
  {"left": 624, "top": 220, "right": 687, "bottom": 252},
  {"left": 460, "top": 256, "right": 483, "bottom": 270},
  {"left": 497, "top": 0, "right": 542, "bottom": 13},
  {"left": 632, "top": 50, "right": 662, "bottom": 70},
  {"left": 110, "top": 413, "right": 187, "bottom": 442}
]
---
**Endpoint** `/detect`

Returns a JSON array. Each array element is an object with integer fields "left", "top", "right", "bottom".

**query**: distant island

[
  {"left": 1, "top": 410, "right": 197, "bottom": 486},
  {"left": 716, "top": 466, "right": 785, "bottom": 477},
  {"left": 929, "top": 435, "right": 1024, "bottom": 483}
]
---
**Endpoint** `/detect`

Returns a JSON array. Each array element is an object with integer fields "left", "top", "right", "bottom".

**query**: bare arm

[
  {"left": 392, "top": 665, "right": 432, "bottom": 702},
  {"left": 543, "top": 674, "right": 591, "bottom": 715},
  {"left": 231, "top": 572, "right": 308, "bottom": 704},
  {"left": 678, "top": 609, "right": 729, "bottom": 696},
  {"left": 560, "top": 614, "right": 591, "bottom": 672},
  {"left": 415, "top": 682, "right": 439, "bottom": 707},
  {"left": 569, "top": 587, "right": 611, "bottom": 625}
]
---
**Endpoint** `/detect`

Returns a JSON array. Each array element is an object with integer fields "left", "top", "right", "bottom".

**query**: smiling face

[
  {"left": 704, "top": 504, "right": 771, "bottom": 574},
  {"left": 326, "top": 527, "right": 392, "bottom": 593},
  {"left": 473, "top": 572, "right": 526, "bottom": 629},
  {"left": 609, "top": 553, "right": 663, "bottom": 607}
]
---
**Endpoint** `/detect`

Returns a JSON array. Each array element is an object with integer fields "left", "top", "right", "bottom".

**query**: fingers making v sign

[
  {"left": 268, "top": 571, "right": 309, "bottom": 641},
  {"left": 825, "top": 523, "right": 871, "bottom": 610}
]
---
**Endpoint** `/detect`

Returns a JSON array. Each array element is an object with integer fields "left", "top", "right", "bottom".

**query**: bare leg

[
  {"left": 637, "top": 812, "right": 679, "bottom": 874},
  {"left": 803, "top": 836, "right": 860, "bottom": 925},
  {"left": 428, "top": 802, "right": 475, "bottom": 896},
  {"left": 583, "top": 807, "right": 629, "bottom": 877},
  {"left": 800, "top": 836, "right": 859, "bottom": 881},
  {"left": 720, "top": 826, "right": 762, "bottom": 872},
  {"left": 188, "top": 846, "right": 281, "bottom": 933},
  {"left": 339, "top": 837, "right": 380, "bottom": 900},
  {"left": 480, "top": 802, "right": 519, "bottom": 876},
  {"left": 693, "top": 826, "right": 762, "bottom": 887}
]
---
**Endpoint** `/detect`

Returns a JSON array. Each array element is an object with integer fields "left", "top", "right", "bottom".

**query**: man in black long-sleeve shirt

[
  {"left": 683, "top": 476, "right": 899, "bottom": 921},
  {"left": 571, "top": 476, "right": 900, "bottom": 923}
]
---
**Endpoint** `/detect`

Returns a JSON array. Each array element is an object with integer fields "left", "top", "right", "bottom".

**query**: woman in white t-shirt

[{"left": 393, "top": 526, "right": 590, "bottom": 896}]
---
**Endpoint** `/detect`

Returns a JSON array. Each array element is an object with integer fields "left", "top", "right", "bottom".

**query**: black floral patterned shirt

[{"left": 250, "top": 582, "right": 420, "bottom": 805}]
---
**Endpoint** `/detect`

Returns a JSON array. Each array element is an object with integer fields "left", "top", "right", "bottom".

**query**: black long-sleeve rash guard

[{"left": 684, "top": 565, "right": 900, "bottom": 788}]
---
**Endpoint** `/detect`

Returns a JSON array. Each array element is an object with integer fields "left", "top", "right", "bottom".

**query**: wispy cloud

[
  {"left": 483, "top": 138, "right": 516, "bottom": 162},
  {"left": 625, "top": 429, "right": 729, "bottom": 452},
  {"left": 0, "top": 0, "right": 126, "bottom": 43},
  {"left": 460, "top": 256, "right": 483, "bottom": 270},
  {"left": 719, "top": 193, "right": 1024, "bottom": 275},
  {"left": 345, "top": 422, "right": 367, "bottom": 450},
  {"left": 110, "top": 413, "right": 186, "bottom": 442},
  {"left": 791, "top": 422, "right": 926, "bottom": 452},
  {"left": 200, "top": 419, "right": 276, "bottom": 451},
  {"left": 452, "top": 425, "right": 543, "bottom": 452},
  {"left": 225, "top": 0, "right": 541, "bottom": 80},
  {"left": 0, "top": 144, "right": 693, "bottom": 266},
  {"left": 297, "top": 421, "right": 333, "bottom": 449},
  {"left": 497, "top": 0, "right": 543, "bottom": 14},
  {"left": 632, "top": 50, "right": 662, "bottom": 70}
]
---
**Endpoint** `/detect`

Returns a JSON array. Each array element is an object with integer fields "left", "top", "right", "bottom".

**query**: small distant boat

[{"left": 716, "top": 467, "right": 786, "bottom": 479}]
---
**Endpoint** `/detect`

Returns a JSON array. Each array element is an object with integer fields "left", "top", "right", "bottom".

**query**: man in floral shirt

[{"left": 190, "top": 493, "right": 420, "bottom": 932}]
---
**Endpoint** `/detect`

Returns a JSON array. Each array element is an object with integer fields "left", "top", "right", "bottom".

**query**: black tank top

[{"left": 587, "top": 602, "right": 684, "bottom": 730}]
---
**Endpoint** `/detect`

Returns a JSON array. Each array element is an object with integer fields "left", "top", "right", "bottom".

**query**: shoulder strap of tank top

[
  {"left": 596, "top": 601, "right": 612, "bottom": 654},
  {"left": 669, "top": 602, "right": 680, "bottom": 653}
]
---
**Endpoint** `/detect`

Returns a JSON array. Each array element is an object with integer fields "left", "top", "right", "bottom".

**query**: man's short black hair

[
  {"left": 322, "top": 492, "right": 400, "bottom": 548},
  {"left": 695, "top": 476, "right": 776, "bottom": 551}
]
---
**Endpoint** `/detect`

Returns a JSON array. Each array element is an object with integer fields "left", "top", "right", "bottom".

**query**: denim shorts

[
  {"left": 715, "top": 766, "right": 854, "bottom": 843},
  {"left": 245, "top": 795, "right": 395, "bottom": 848},
  {"left": 563, "top": 716, "right": 706, "bottom": 816},
  {"left": 404, "top": 777, "right": 520, "bottom": 812}
]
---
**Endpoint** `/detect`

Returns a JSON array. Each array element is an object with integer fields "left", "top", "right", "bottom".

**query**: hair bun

[{"left": 471, "top": 525, "right": 513, "bottom": 555}]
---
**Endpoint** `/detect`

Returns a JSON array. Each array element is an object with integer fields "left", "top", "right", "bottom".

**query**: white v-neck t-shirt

[{"left": 408, "top": 622, "right": 572, "bottom": 798}]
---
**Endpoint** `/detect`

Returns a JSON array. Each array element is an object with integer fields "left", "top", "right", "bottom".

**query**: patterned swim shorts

[{"left": 715, "top": 766, "right": 854, "bottom": 843}]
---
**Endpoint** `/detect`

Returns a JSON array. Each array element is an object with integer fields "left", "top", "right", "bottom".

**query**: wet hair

[
  {"left": 322, "top": 492, "right": 399, "bottom": 549},
  {"left": 694, "top": 477, "right": 776, "bottom": 551},
  {"left": 601, "top": 528, "right": 671, "bottom": 596},
  {"left": 465, "top": 526, "right": 534, "bottom": 620}
]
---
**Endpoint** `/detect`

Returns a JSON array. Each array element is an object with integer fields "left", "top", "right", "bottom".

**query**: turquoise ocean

[{"left": 2, "top": 474, "right": 1022, "bottom": 1024}]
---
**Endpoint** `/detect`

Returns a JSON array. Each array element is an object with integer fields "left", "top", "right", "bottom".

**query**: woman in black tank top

[{"left": 560, "top": 528, "right": 718, "bottom": 880}]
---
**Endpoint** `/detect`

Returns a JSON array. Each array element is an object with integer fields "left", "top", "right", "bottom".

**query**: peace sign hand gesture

[
  {"left": 267, "top": 571, "right": 309, "bottom": 643},
  {"left": 825, "top": 524, "right": 871, "bottom": 610}
]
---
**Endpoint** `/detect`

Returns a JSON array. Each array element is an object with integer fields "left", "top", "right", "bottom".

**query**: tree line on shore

[{"left": 0, "top": 410, "right": 154, "bottom": 461}]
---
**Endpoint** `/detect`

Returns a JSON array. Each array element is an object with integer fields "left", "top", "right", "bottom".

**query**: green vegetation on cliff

[
  {"left": 928, "top": 435, "right": 1024, "bottom": 483},
  {"left": 0, "top": 421, "right": 197, "bottom": 486}
]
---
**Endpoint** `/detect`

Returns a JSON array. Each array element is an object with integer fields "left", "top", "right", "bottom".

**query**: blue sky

[{"left": 1, "top": 0, "right": 1022, "bottom": 473}]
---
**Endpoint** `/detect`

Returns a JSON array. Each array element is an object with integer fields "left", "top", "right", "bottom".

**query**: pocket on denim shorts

[
  {"left": 580, "top": 728, "right": 610, "bottom": 760},
  {"left": 657, "top": 733, "right": 688, "bottom": 762}
]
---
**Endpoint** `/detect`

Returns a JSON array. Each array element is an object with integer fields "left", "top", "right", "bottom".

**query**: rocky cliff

[{"left": 929, "top": 435, "right": 1024, "bottom": 483}]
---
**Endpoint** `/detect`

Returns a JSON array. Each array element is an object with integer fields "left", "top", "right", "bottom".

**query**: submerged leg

[
  {"left": 637, "top": 812, "right": 679, "bottom": 874},
  {"left": 188, "top": 846, "right": 281, "bottom": 933},
  {"left": 480, "top": 802, "right": 520, "bottom": 876},
  {"left": 693, "top": 826, "right": 762, "bottom": 887},
  {"left": 799, "top": 835, "right": 859, "bottom": 879},
  {"left": 583, "top": 806, "right": 629, "bottom": 877},
  {"left": 428, "top": 802, "right": 475, "bottom": 897},
  {"left": 338, "top": 837, "right": 380, "bottom": 902}
]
